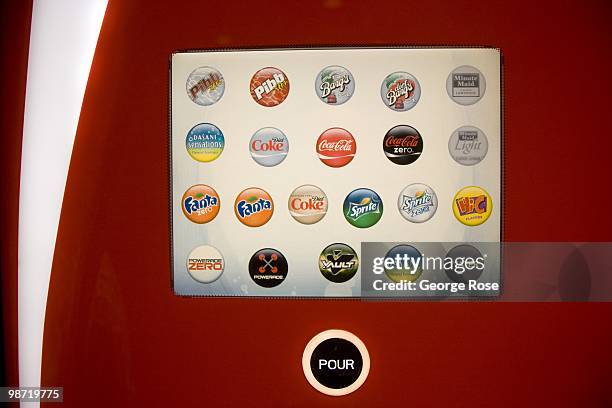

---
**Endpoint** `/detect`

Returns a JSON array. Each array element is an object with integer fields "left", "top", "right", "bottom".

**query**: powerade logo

[
  {"left": 188, "top": 258, "right": 223, "bottom": 271},
  {"left": 236, "top": 198, "right": 272, "bottom": 218},
  {"left": 347, "top": 197, "right": 380, "bottom": 220},
  {"left": 184, "top": 194, "right": 219, "bottom": 215}
]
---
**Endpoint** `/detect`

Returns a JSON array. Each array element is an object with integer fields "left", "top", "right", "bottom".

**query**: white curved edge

[
  {"left": 302, "top": 329, "right": 370, "bottom": 396},
  {"left": 18, "top": 0, "right": 108, "bottom": 406}
]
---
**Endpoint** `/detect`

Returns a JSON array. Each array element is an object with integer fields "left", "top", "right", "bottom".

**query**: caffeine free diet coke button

[
  {"left": 234, "top": 187, "right": 274, "bottom": 227},
  {"left": 249, "top": 127, "right": 289, "bottom": 167},
  {"left": 181, "top": 184, "right": 221, "bottom": 224},
  {"left": 302, "top": 330, "right": 370, "bottom": 396},
  {"left": 185, "top": 66, "right": 225, "bottom": 106},
  {"left": 380, "top": 71, "right": 421, "bottom": 111},
  {"left": 448, "top": 126, "right": 488, "bottom": 166},
  {"left": 446, "top": 65, "right": 486, "bottom": 105},
  {"left": 186, "top": 245, "right": 224, "bottom": 283},
  {"left": 383, "top": 125, "right": 423, "bottom": 165},
  {"left": 315, "top": 65, "right": 355, "bottom": 105},
  {"left": 316, "top": 128, "right": 356, "bottom": 168},
  {"left": 288, "top": 184, "right": 328, "bottom": 225},
  {"left": 250, "top": 67, "right": 290, "bottom": 107}
]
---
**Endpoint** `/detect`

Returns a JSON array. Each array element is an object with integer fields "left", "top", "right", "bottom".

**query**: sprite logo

[{"left": 343, "top": 188, "right": 383, "bottom": 228}]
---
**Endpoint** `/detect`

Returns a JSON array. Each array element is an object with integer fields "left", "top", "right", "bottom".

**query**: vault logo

[{"left": 319, "top": 243, "right": 359, "bottom": 283}]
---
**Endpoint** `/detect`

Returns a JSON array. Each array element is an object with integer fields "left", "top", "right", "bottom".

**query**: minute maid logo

[{"left": 343, "top": 188, "right": 384, "bottom": 228}]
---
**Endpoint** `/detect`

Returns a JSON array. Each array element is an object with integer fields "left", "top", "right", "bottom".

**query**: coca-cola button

[
  {"left": 316, "top": 128, "right": 356, "bottom": 168},
  {"left": 383, "top": 125, "right": 423, "bottom": 165}
]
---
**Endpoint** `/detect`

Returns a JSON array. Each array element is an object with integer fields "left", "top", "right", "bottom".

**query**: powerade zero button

[{"left": 302, "top": 330, "right": 370, "bottom": 396}]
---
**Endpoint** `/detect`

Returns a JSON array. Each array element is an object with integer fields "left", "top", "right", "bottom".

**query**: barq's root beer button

[
  {"left": 315, "top": 65, "right": 355, "bottom": 105},
  {"left": 186, "top": 245, "right": 224, "bottom": 283},
  {"left": 380, "top": 71, "right": 421, "bottom": 111},
  {"left": 288, "top": 185, "right": 328, "bottom": 225},
  {"left": 248, "top": 248, "right": 288, "bottom": 288},
  {"left": 185, "top": 66, "right": 225, "bottom": 106},
  {"left": 446, "top": 65, "right": 486, "bottom": 105},
  {"left": 316, "top": 128, "right": 356, "bottom": 168},
  {"left": 181, "top": 184, "right": 221, "bottom": 224},
  {"left": 250, "top": 67, "right": 289, "bottom": 107},
  {"left": 249, "top": 127, "right": 289, "bottom": 167},
  {"left": 383, "top": 125, "right": 423, "bottom": 165},
  {"left": 453, "top": 186, "right": 492, "bottom": 226},
  {"left": 186, "top": 123, "right": 224, "bottom": 163},
  {"left": 234, "top": 187, "right": 274, "bottom": 227},
  {"left": 302, "top": 330, "right": 370, "bottom": 396}
]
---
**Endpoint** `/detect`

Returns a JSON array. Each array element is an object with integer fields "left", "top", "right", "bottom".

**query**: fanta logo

[
  {"left": 251, "top": 138, "right": 286, "bottom": 151},
  {"left": 456, "top": 195, "right": 487, "bottom": 216},
  {"left": 386, "top": 79, "right": 414, "bottom": 105},
  {"left": 236, "top": 198, "right": 272, "bottom": 218},
  {"left": 318, "top": 139, "right": 353, "bottom": 151},
  {"left": 348, "top": 197, "right": 380, "bottom": 220},
  {"left": 184, "top": 194, "right": 219, "bottom": 215}
]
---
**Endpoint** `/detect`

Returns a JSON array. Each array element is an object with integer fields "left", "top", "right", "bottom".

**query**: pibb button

[{"left": 302, "top": 330, "right": 370, "bottom": 396}]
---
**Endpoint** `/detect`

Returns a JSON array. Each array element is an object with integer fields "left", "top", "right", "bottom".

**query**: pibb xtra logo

[
  {"left": 380, "top": 71, "right": 421, "bottom": 111},
  {"left": 288, "top": 184, "right": 328, "bottom": 225},
  {"left": 316, "top": 127, "right": 356, "bottom": 168},
  {"left": 383, "top": 125, "right": 423, "bottom": 165},
  {"left": 250, "top": 67, "right": 289, "bottom": 107},
  {"left": 181, "top": 184, "right": 220, "bottom": 224},
  {"left": 186, "top": 245, "right": 224, "bottom": 283},
  {"left": 319, "top": 243, "right": 359, "bottom": 283},
  {"left": 343, "top": 188, "right": 383, "bottom": 228},
  {"left": 185, "top": 66, "right": 225, "bottom": 106},
  {"left": 315, "top": 65, "right": 355, "bottom": 105},
  {"left": 453, "top": 186, "right": 492, "bottom": 226},
  {"left": 234, "top": 187, "right": 274, "bottom": 227},
  {"left": 398, "top": 183, "right": 438, "bottom": 223},
  {"left": 249, "top": 127, "right": 289, "bottom": 167},
  {"left": 185, "top": 123, "right": 225, "bottom": 163},
  {"left": 248, "top": 248, "right": 288, "bottom": 288}
]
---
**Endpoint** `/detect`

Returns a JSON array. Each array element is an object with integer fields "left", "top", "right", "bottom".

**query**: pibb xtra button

[{"left": 302, "top": 330, "right": 370, "bottom": 396}]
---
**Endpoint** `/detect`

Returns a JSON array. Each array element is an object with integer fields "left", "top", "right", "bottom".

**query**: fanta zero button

[{"left": 302, "top": 330, "right": 370, "bottom": 396}]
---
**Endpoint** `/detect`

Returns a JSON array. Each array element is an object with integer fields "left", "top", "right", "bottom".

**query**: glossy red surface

[{"left": 14, "top": 0, "right": 612, "bottom": 406}]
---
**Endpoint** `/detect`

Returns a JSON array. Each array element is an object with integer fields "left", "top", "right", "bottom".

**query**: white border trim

[{"left": 302, "top": 329, "right": 370, "bottom": 396}]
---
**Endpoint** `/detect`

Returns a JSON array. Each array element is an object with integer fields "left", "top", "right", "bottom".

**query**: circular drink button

[
  {"left": 181, "top": 184, "right": 221, "bottom": 224},
  {"left": 318, "top": 243, "right": 359, "bottom": 283},
  {"left": 453, "top": 186, "right": 493, "bottom": 226},
  {"left": 248, "top": 248, "right": 288, "bottom": 288},
  {"left": 185, "top": 66, "right": 225, "bottom": 106},
  {"left": 186, "top": 123, "right": 225, "bottom": 163},
  {"left": 448, "top": 125, "right": 488, "bottom": 166},
  {"left": 380, "top": 71, "right": 421, "bottom": 111},
  {"left": 446, "top": 65, "right": 486, "bottom": 105},
  {"left": 343, "top": 188, "right": 383, "bottom": 228},
  {"left": 384, "top": 244, "right": 423, "bottom": 283},
  {"left": 302, "top": 329, "right": 370, "bottom": 396},
  {"left": 398, "top": 183, "right": 437, "bottom": 223},
  {"left": 288, "top": 184, "right": 328, "bottom": 225},
  {"left": 444, "top": 244, "right": 485, "bottom": 283},
  {"left": 316, "top": 127, "right": 356, "bottom": 168},
  {"left": 234, "top": 187, "right": 274, "bottom": 227},
  {"left": 315, "top": 65, "right": 355, "bottom": 105},
  {"left": 250, "top": 67, "right": 290, "bottom": 107},
  {"left": 186, "top": 245, "right": 224, "bottom": 283},
  {"left": 383, "top": 125, "right": 423, "bottom": 165},
  {"left": 249, "top": 127, "right": 289, "bottom": 167}
]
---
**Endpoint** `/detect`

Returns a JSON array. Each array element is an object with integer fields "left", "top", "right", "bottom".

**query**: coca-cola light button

[
  {"left": 382, "top": 125, "right": 423, "bottom": 165},
  {"left": 249, "top": 127, "right": 289, "bottom": 167},
  {"left": 185, "top": 66, "right": 225, "bottom": 106},
  {"left": 397, "top": 183, "right": 438, "bottom": 223},
  {"left": 448, "top": 125, "right": 488, "bottom": 166},
  {"left": 380, "top": 71, "right": 421, "bottom": 111},
  {"left": 315, "top": 65, "right": 355, "bottom": 105},
  {"left": 316, "top": 128, "right": 356, "bottom": 168},
  {"left": 446, "top": 65, "right": 486, "bottom": 105}
]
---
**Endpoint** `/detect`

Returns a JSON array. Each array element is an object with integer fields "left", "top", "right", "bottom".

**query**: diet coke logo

[{"left": 252, "top": 138, "right": 286, "bottom": 152}]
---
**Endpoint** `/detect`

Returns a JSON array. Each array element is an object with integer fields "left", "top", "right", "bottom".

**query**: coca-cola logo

[
  {"left": 316, "top": 128, "right": 356, "bottom": 168},
  {"left": 384, "top": 136, "right": 419, "bottom": 148},
  {"left": 383, "top": 125, "right": 423, "bottom": 166},
  {"left": 318, "top": 139, "right": 353, "bottom": 151}
]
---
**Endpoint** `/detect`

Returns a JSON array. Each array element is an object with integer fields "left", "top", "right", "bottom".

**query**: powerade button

[{"left": 302, "top": 330, "right": 370, "bottom": 396}]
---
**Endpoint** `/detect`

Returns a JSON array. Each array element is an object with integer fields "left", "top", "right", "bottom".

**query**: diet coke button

[
  {"left": 249, "top": 127, "right": 289, "bottom": 167},
  {"left": 302, "top": 330, "right": 370, "bottom": 396},
  {"left": 316, "top": 128, "right": 356, "bottom": 168}
]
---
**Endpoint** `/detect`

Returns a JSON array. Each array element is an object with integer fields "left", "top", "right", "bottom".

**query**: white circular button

[{"left": 302, "top": 329, "right": 370, "bottom": 396}]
